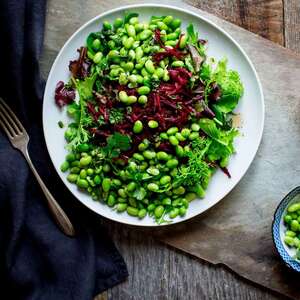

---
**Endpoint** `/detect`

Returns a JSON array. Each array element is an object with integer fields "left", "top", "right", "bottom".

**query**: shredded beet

[
  {"left": 69, "top": 47, "right": 91, "bottom": 79},
  {"left": 220, "top": 166, "right": 231, "bottom": 178},
  {"left": 54, "top": 81, "right": 75, "bottom": 107},
  {"left": 152, "top": 30, "right": 186, "bottom": 63}
]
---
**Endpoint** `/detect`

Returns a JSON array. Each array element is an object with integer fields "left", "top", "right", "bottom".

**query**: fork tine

[
  {"left": 0, "top": 104, "right": 21, "bottom": 135},
  {"left": 0, "top": 116, "right": 14, "bottom": 139},
  {"left": 0, "top": 98, "right": 25, "bottom": 133}
]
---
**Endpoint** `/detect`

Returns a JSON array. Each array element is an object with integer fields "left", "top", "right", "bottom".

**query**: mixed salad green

[{"left": 55, "top": 12, "right": 244, "bottom": 223}]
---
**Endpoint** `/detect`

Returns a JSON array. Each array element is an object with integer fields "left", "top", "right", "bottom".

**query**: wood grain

[
  {"left": 283, "top": 0, "right": 300, "bottom": 53},
  {"left": 184, "top": 0, "right": 284, "bottom": 45},
  {"left": 103, "top": 223, "right": 283, "bottom": 300}
]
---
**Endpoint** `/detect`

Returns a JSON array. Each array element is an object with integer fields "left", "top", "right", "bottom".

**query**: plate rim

[{"left": 42, "top": 3, "right": 265, "bottom": 227}]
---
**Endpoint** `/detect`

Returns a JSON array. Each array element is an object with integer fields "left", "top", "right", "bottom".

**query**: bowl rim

[
  {"left": 272, "top": 186, "right": 300, "bottom": 272},
  {"left": 42, "top": 3, "right": 265, "bottom": 227}
]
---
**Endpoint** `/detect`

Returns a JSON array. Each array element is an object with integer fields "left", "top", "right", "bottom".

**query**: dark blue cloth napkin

[{"left": 0, "top": 1, "right": 128, "bottom": 299}]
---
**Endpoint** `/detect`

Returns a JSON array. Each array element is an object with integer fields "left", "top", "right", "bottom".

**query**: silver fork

[{"left": 0, "top": 97, "right": 75, "bottom": 237}]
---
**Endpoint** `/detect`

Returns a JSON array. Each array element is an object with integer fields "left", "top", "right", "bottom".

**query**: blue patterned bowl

[{"left": 272, "top": 186, "right": 300, "bottom": 272}]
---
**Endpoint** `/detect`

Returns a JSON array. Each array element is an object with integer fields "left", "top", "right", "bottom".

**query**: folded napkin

[{"left": 0, "top": 1, "right": 128, "bottom": 299}]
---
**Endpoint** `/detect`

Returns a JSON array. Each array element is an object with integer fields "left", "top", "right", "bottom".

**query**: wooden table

[{"left": 43, "top": 1, "right": 300, "bottom": 299}]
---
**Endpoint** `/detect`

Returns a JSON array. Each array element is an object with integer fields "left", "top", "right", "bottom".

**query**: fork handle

[{"left": 22, "top": 149, "right": 76, "bottom": 237}]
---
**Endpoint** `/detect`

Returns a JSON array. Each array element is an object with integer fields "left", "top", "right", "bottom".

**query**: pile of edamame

[
  {"left": 56, "top": 12, "right": 243, "bottom": 223},
  {"left": 283, "top": 202, "right": 300, "bottom": 259}
]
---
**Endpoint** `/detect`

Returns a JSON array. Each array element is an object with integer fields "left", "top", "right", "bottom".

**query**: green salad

[{"left": 55, "top": 12, "right": 244, "bottom": 223}]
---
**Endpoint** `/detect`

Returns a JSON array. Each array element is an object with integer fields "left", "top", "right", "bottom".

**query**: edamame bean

[
  {"left": 157, "top": 151, "right": 169, "bottom": 161},
  {"left": 162, "top": 198, "right": 172, "bottom": 206},
  {"left": 129, "top": 17, "right": 139, "bottom": 25},
  {"left": 118, "top": 188, "right": 127, "bottom": 198},
  {"left": 87, "top": 168, "right": 94, "bottom": 176},
  {"left": 119, "top": 91, "right": 128, "bottom": 103},
  {"left": 60, "top": 161, "right": 69, "bottom": 172},
  {"left": 139, "top": 29, "right": 152, "bottom": 40},
  {"left": 103, "top": 21, "right": 112, "bottom": 30},
  {"left": 147, "top": 183, "right": 159, "bottom": 192},
  {"left": 94, "top": 175, "right": 101, "bottom": 185},
  {"left": 102, "top": 178, "right": 111, "bottom": 192},
  {"left": 117, "top": 203, "right": 127, "bottom": 212},
  {"left": 67, "top": 174, "right": 78, "bottom": 183},
  {"left": 108, "top": 40, "right": 115, "bottom": 49},
  {"left": 128, "top": 74, "right": 137, "bottom": 83},
  {"left": 170, "top": 18, "right": 181, "bottom": 29},
  {"left": 71, "top": 161, "right": 80, "bottom": 167},
  {"left": 167, "top": 127, "right": 178, "bottom": 135},
  {"left": 194, "top": 183, "right": 205, "bottom": 198},
  {"left": 135, "top": 47, "right": 143, "bottom": 60},
  {"left": 179, "top": 207, "right": 187, "bottom": 216},
  {"left": 147, "top": 167, "right": 160, "bottom": 176},
  {"left": 107, "top": 49, "right": 119, "bottom": 59},
  {"left": 127, "top": 95, "right": 137, "bottom": 104},
  {"left": 114, "top": 18, "right": 123, "bottom": 29},
  {"left": 154, "top": 205, "right": 164, "bottom": 218},
  {"left": 79, "top": 156, "right": 92, "bottom": 167},
  {"left": 103, "top": 164, "right": 111, "bottom": 172},
  {"left": 185, "top": 193, "right": 197, "bottom": 202},
  {"left": 284, "top": 236, "right": 295, "bottom": 246},
  {"left": 127, "top": 25, "right": 136, "bottom": 37},
  {"left": 135, "top": 23, "right": 144, "bottom": 32},
  {"left": 138, "top": 95, "right": 148, "bottom": 104},
  {"left": 77, "top": 143, "right": 89, "bottom": 152},
  {"left": 179, "top": 35, "right": 188, "bottom": 49},
  {"left": 167, "top": 33, "right": 177, "bottom": 40},
  {"left": 175, "top": 145, "right": 184, "bottom": 157},
  {"left": 165, "top": 40, "right": 177, "bottom": 47},
  {"left": 128, "top": 49, "right": 136, "bottom": 60},
  {"left": 173, "top": 186, "right": 185, "bottom": 195},
  {"left": 169, "top": 208, "right": 179, "bottom": 219},
  {"left": 169, "top": 136, "right": 179, "bottom": 146},
  {"left": 147, "top": 203, "right": 156, "bottom": 212},
  {"left": 148, "top": 120, "right": 158, "bottom": 128},
  {"left": 155, "top": 67, "right": 164, "bottom": 79},
  {"left": 159, "top": 133, "right": 169, "bottom": 140},
  {"left": 171, "top": 60, "right": 184, "bottom": 67},
  {"left": 92, "top": 39, "right": 101, "bottom": 50},
  {"left": 123, "top": 62, "right": 134, "bottom": 71},
  {"left": 127, "top": 182, "right": 136, "bottom": 192},
  {"left": 145, "top": 60, "right": 155, "bottom": 74},
  {"left": 138, "top": 209, "right": 147, "bottom": 219},
  {"left": 119, "top": 47, "right": 128, "bottom": 57},
  {"left": 189, "top": 132, "right": 199, "bottom": 140},
  {"left": 175, "top": 132, "right": 185, "bottom": 141},
  {"left": 291, "top": 220, "right": 300, "bottom": 231},
  {"left": 191, "top": 123, "right": 200, "bottom": 131},
  {"left": 112, "top": 179, "right": 122, "bottom": 187},
  {"left": 107, "top": 194, "right": 116, "bottom": 207},
  {"left": 119, "top": 73, "right": 128, "bottom": 85},
  {"left": 127, "top": 206, "right": 139, "bottom": 216},
  {"left": 133, "top": 120, "right": 143, "bottom": 133},
  {"left": 288, "top": 203, "right": 300, "bottom": 213},
  {"left": 143, "top": 150, "right": 156, "bottom": 160},
  {"left": 77, "top": 179, "right": 89, "bottom": 189},
  {"left": 163, "top": 15, "right": 173, "bottom": 25},
  {"left": 160, "top": 175, "right": 171, "bottom": 185},
  {"left": 66, "top": 153, "right": 76, "bottom": 162},
  {"left": 166, "top": 159, "right": 178, "bottom": 169},
  {"left": 80, "top": 169, "right": 87, "bottom": 179},
  {"left": 286, "top": 230, "right": 297, "bottom": 237},
  {"left": 123, "top": 37, "right": 134, "bottom": 49},
  {"left": 284, "top": 215, "right": 293, "bottom": 224}
]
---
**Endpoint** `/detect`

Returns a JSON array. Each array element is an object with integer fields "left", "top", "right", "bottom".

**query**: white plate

[{"left": 43, "top": 4, "right": 264, "bottom": 226}]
